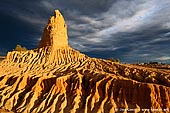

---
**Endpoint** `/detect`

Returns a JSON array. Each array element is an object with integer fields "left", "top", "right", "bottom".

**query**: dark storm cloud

[
  {"left": 0, "top": 0, "right": 116, "bottom": 50},
  {"left": 112, "top": 28, "right": 170, "bottom": 63},
  {"left": 58, "top": 0, "right": 115, "bottom": 14},
  {"left": 0, "top": 0, "right": 170, "bottom": 63}
]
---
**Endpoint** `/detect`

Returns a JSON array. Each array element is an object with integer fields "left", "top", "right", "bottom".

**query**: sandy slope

[
  {"left": 0, "top": 10, "right": 169, "bottom": 113},
  {"left": 0, "top": 108, "right": 14, "bottom": 113}
]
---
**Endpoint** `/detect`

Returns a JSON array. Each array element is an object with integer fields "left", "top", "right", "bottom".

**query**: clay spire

[{"left": 38, "top": 10, "right": 68, "bottom": 48}]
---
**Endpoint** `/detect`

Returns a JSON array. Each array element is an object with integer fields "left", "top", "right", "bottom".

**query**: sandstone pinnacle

[
  {"left": 0, "top": 9, "right": 170, "bottom": 113},
  {"left": 38, "top": 10, "right": 68, "bottom": 49}
]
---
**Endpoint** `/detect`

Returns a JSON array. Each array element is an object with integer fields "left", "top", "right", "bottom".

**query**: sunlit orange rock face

[
  {"left": 0, "top": 10, "right": 170, "bottom": 113},
  {"left": 38, "top": 10, "right": 68, "bottom": 49}
]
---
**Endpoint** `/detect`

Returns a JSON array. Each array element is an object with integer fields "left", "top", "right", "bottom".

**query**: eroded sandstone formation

[
  {"left": 38, "top": 10, "right": 68, "bottom": 49},
  {"left": 0, "top": 10, "right": 169, "bottom": 113}
]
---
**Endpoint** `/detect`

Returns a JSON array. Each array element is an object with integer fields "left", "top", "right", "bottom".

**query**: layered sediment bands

[
  {"left": 4, "top": 47, "right": 87, "bottom": 66},
  {"left": 0, "top": 10, "right": 170, "bottom": 113}
]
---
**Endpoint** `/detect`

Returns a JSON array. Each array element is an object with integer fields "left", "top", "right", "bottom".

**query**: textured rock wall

[
  {"left": 38, "top": 10, "right": 68, "bottom": 49},
  {"left": 0, "top": 10, "right": 169, "bottom": 113}
]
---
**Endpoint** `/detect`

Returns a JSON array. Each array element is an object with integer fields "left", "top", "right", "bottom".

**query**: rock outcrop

[
  {"left": 0, "top": 10, "right": 169, "bottom": 113},
  {"left": 38, "top": 10, "right": 68, "bottom": 49}
]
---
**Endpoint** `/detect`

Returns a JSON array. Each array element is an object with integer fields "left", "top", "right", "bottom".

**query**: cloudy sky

[{"left": 0, "top": 0, "right": 170, "bottom": 63}]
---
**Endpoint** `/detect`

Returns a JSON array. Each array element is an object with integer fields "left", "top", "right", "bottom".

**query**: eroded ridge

[{"left": 0, "top": 10, "right": 169, "bottom": 113}]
